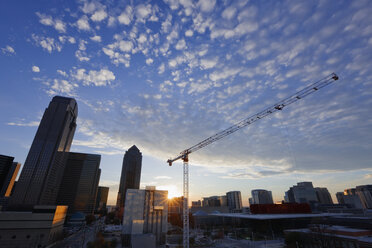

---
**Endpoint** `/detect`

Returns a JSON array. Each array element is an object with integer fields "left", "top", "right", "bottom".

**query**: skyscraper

[
  {"left": 284, "top": 182, "right": 318, "bottom": 204},
  {"left": 10, "top": 96, "right": 77, "bottom": 208},
  {"left": 57, "top": 152, "right": 101, "bottom": 215},
  {"left": 315, "top": 187, "right": 333, "bottom": 204},
  {"left": 251, "top": 189, "right": 274, "bottom": 205},
  {"left": 226, "top": 191, "right": 242, "bottom": 212},
  {"left": 356, "top": 185, "right": 372, "bottom": 209},
  {"left": 95, "top": 186, "right": 109, "bottom": 213},
  {"left": 0, "top": 155, "right": 20, "bottom": 197},
  {"left": 116, "top": 145, "right": 142, "bottom": 216}
]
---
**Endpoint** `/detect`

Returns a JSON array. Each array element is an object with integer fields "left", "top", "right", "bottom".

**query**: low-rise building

[{"left": 0, "top": 205, "right": 67, "bottom": 248}]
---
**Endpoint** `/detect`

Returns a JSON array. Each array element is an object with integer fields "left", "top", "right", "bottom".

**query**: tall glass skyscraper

[
  {"left": 10, "top": 96, "right": 78, "bottom": 208},
  {"left": 116, "top": 145, "right": 142, "bottom": 217}
]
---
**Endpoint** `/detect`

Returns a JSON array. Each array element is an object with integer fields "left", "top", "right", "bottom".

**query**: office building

[
  {"left": 314, "top": 187, "right": 333, "bottom": 204},
  {"left": 57, "top": 152, "right": 101, "bottom": 215},
  {"left": 116, "top": 145, "right": 142, "bottom": 217},
  {"left": 341, "top": 188, "right": 364, "bottom": 209},
  {"left": 0, "top": 205, "right": 67, "bottom": 248},
  {"left": 0, "top": 155, "right": 20, "bottom": 197},
  {"left": 251, "top": 189, "right": 274, "bottom": 205},
  {"left": 10, "top": 96, "right": 78, "bottom": 208},
  {"left": 226, "top": 191, "right": 242, "bottom": 211},
  {"left": 95, "top": 186, "right": 109, "bottom": 213},
  {"left": 356, "top": 185, "right": 372, "bottom": 209},
  {"left": 284, "top": 182, "right": 318, "bottom": 204},
  {"left": 122, "top": 186, "right": 168, "bottom": 246}
]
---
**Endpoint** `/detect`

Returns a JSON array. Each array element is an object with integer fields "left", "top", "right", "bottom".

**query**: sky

[{"left": 0, "top": 0, "right": 372, "bottom": 206}]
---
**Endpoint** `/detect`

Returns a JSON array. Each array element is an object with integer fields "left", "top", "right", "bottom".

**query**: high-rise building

[
  {"left": 122, "top": 186, "right": 168, "bottom": 246},
  {"left": 116, "top": 145, "right": 142, "bottom": 216},
  {"left": 341, "top": 188, "right": 364, "bottom": 209},
  {"left": 0, "top": 155, "right": 20, "bottom": 197},
  {"left": 10, "top": 96, "right": 77, "bottom": 208},
  {"left": 95, "top": 186, "right": 109, "bottom": 213},
  {"left": 315, "top": 187, "right": 333, "bottom": 204},
  {"left": 336, "top": 192, "right": 344, "bottom": 204},
  {"left": 251, "top": 189, "right": 274, "bottom": 205},
  {"left": 284, "top": 182, "right": 318, "bottom": 204},
  {"left": 356, "top": 185, "right": 372, "bottom": 209},
  {"left": 226, "top": 191, "right": 242, "bottom": 211},
  {"left": 57, "top": 152, "right": 101, "bottom": 215}
]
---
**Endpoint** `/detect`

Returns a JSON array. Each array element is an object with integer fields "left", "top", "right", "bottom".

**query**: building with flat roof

[
  {"left": 0, "top": 205, "right": 68, "bottom": 248},
  {"left": 57, "top": 152, "right": 101, "bottom": 215},
  {"left": 95, "top": 186, "right": 109, "bottom": 213},
  {"left": 356, "top": 185, "right": 372, "bottom": 209},
  {"left": 10, "top": 96, "right": 78, "bottom": 208},
  {"left": 251, "top": 189, "right": 274, "bottom": 205},
  {"left": 122, "top": 186, "right": 168, "bottom": 247},
  {"left": 285, "top": 182, "right": 318, "bottom": 204},
  {"left": 226, "top": 191, "right": 242, "bottom": 212}
]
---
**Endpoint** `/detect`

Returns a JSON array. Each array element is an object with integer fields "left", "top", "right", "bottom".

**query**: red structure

[{"left": 250, "top": 203, "right": 311, "bottom": 214}]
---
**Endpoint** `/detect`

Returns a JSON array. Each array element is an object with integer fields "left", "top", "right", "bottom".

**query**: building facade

[
  {"left": 95, "top": 186, "right": 109, "bottom": 213},
  {"left": 284, "top": 182, "right": 318, "bottom": 204},
  {"left": 122, "top": 186, "right": 168, "bottom": 246},
  {"left": 315, "top": 187, "right": 333, "bottom": 204},
  {"left": 342, "top": 188, "right": 364, "bottom": 209},
  {"left": 10, "top": 96, "right": 78, "bottom": 208},
  {"left": 356, "top": 185, "right": 372, "bottom": 209},
  {"left": 116, "top": 145, "right": 142, "bottom": 217},
  {"left": 251, "top": 189, "right": 274, "bottom": 205},
  {"left": 57, "top": 152, "right": 101, "bottom": 215},
  {"left": 0, "top": 155, "right": 20, "bottom": 197},
  {"left": 226, "top": 191, "right": 242, "bottom": 211}
]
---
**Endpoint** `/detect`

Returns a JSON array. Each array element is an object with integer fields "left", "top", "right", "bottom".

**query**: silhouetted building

[
  {"left": 251, "top": 189, "right": 274, "bottom": 205},
  {"left": 95, "top": 186, "right": 109, "bottom": 213},
  {"left": 341, "top": 188, "right": 364, "bottom": 209},
  {"left": 122, "top": 186, "right": 168, "bottom": 246},
  {"left": 0, "top": 155, "right": 20, "bottom": 197},
  {"left": 356, "top": 185, "right": 372, "bottom": 209},
  {"left": 116, "top": 145, "right": 142, "bottom": 218},
  {"left": 226, "top": 191, "right": 242, "bottom": 212},
  {"left": 57, "top": 152, "right": 101, "bottom": 215},
  {"left": 315, "top": 187, "right": 333, "bottom": 204},
  {"left": 192, "top": 200, "right": 201, "bottom": 207},
  {"left": 336, "top": 192, "right": 344, "bottom": 204},
  {"left": 10, "top": 96, "right": 77, "bottom": 208},
  {"left": 284, "top": 182, "right": 318, "bottom": 204}
]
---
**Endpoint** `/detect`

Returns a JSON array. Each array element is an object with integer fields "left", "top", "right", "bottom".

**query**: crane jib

[{"left": 167, "top": 73, "right": 339, "bottom": 165}]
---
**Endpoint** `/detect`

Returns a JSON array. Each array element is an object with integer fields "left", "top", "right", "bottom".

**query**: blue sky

[{"left": 1, "top": 0, "right": 372, "bottom": 206}]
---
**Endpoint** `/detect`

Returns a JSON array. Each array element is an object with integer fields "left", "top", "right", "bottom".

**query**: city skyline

[{"left": 1, "top": 0, "right": 372, "bottom": 206}]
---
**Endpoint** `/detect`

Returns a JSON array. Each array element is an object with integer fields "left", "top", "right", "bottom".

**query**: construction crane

[{"left": 167, "top": 73, "right": 339, "bottom": 248}]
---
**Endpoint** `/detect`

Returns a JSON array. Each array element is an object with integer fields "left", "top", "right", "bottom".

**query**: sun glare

[{"left": 157, "top": 185, "right": 182, "bottom": 199}]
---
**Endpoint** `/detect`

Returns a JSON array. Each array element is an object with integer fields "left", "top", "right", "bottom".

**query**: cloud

[
  {"left": 7, "top": 120, "right": 40, "bottom": 127},
  {"left": 155, "top": 176, "right": 172, "bottom": 180},
  {"left": 135, "top": 4, "right": 152, "bottom": 22},
  {"left": 200, "top": 58, "right": 218, "bottom": 69},
  {"left": 222, "top": 6, "right": 237, "bottom": 20},
  {"left": 175, "top": 39, "right": 186, "bottom": 50},
  {"left": 90, "top": 35, "right": 102, "bottom": 42},
  {"left": 197, "top": 0, "right": 216, "bottom": 12},
  {"left": 73, "top": 68, "right": 115, "bottom": 86},
  {"left": 31, "top": 34, "right": 62, "bottom": 53},
  {"left": 118, "top": 6, "right": 133, "bottom": 25},
  {"left": 158, "top": 63, "right": 165, "bottom": 74},
  {"left": 146, "top": 58, "right": 153, "bottom": 65},
  {"left": 36, "top": 12, "right": 66, "bottom": 33},
  {"left": 1, "top": 45, "right": 15, "bottom": 54},
  {"left": 32, "top": 66, "right": 40, "bottom": 72},
  {"left": 47, "top": 79, "right": 78, "bottom": 96},
  {"left": 77, "top": 15, "right": 91, "bottom": 31},
  {"left": 185, "top": 30, "right": 193, "bottom": 37},
  {"left": 91, "top": 9, "right": 107, "bottom": 22},
  {"left": 54, "top": 20, "right": 66, "bottom": 33}
]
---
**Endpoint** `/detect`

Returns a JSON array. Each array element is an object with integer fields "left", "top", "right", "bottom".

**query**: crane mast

[{"left": 167, "top": 73, "right": 339, "bottom": 248}]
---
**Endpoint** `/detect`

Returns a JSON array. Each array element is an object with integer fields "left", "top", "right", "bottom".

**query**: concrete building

[
  {"left": 122, "top": 186, "right": 168, "bottom": 247},
  {"left": 10, "top": 96, "right": 78, "bottom": 208},
  {"left": 342, "top": 188, "right": 364, "bottom": 209},
  {"left": 192, "top": 200, "right": 201, "bottom": 207},
  {"left": 356, "top": 185, "right": 372, "bottom": 209},
  {"left": 226, "top": 191, "right": 242, "bottom": 212},
  {"left": 315, "top": 187, "right": 333, "bottom": 204},
  {"left": 116, "top": 145, "right": 142, "bottom": 219},
  {"left": 95, "top": 186, "right": 109, "bottom": 213},
  {"left": 57, "top": 152, "right": 101, "bottom": 215},
  {"left": 336, "top": 192, "right": 344, "bottom": 204},
  {"left": 0, "top": 205, "right": 67, "bottom": 248},
  {"left": 251, "top": 189, "right": 274, "bottom": 205},
  {"left": 0, "top": 155, "right": 20, "bottom": 198},
  {"left": 284, "top": 182, "right": 318, "bottom": 204}
]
